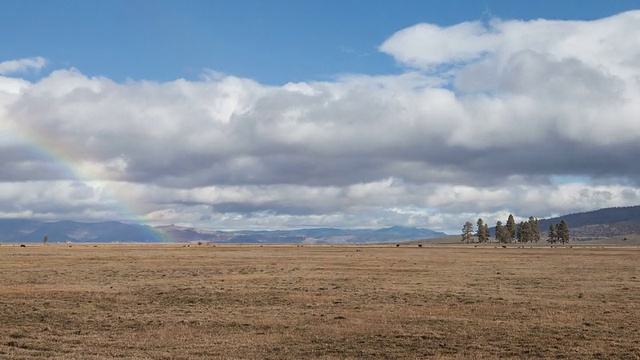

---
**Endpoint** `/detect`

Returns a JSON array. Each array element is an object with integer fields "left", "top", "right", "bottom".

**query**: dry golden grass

[{"left": 1, "top": 243, "right": 639, "bottom": 359}]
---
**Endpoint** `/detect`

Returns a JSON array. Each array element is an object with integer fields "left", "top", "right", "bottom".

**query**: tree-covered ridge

[{"left": 538, "top": 205, "right": 640, "bottom": 230}]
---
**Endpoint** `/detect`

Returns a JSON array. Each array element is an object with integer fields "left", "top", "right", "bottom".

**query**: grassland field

[{"left": 1, "top": 243, "right": 639, "bottom": 359}]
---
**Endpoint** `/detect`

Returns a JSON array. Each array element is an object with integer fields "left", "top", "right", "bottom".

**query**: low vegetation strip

[{"left": 1, "top": 244, "right": 639, "bottom": 359}]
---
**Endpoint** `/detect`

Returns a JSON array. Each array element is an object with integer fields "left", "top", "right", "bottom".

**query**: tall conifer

[
  {"left": 506, "top": 214, "right": 516, "bottom": 243},
  {"left": 476, "top": 218, "right": 488, "bottom": 243},
  {"left": 495, "top": 221, "right": 505, "bottom": 243}
]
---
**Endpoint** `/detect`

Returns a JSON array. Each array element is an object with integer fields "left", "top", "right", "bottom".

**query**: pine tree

[
  {"left": 516, "top": 221, "right": 524, "bottom": 242},
  {"left": 476, "top": 218, "right": 488, "bottom": 243},
  {"left": 506, "top": 214, "right": 516, "bottom": 243},
  {"left": 495, "top": 221, "right": 505, "bottom": 243},
  {"left": 557, "top": 220, "right": 570, "bottom": 244},
  {"left": 547, "top": 224, "right": 557, "bottom": 244},
  {"left": 520, "top": 221, "right": 532, "bottom": 243},
  {"left": 484, "top": 224, "right": 490, "bottom": 243},
  {"left": 462, "top": 222, "right": 474, "bottom": 244},
  {"left": 529, "top": 217, "right": 541, "bottom": 243}
]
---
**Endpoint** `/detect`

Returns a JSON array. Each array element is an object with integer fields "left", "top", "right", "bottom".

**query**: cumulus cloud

[
  {"left": 1, "top": 11, "right": 640, "bottom": 232},
  {"left": 380, "top": 11, "right": 640, "bottom": 77}
]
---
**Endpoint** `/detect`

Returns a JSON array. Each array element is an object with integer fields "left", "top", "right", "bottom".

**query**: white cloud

[
  {"left": 0, "top": 57, "right": 47, "bottom": 75},
  {"left": 380, "top": 11, "right": 640, "bottom": 79},
  {"left": 1, "top": 12, "right": 640, "bottom": 232},
  {"left": 379, "top": 21, "right": 501, "bottom": 68}
]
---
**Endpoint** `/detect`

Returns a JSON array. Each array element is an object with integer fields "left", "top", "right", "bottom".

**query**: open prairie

[{"left": 1, "top": 243, "right": 639, "bottom": 359}]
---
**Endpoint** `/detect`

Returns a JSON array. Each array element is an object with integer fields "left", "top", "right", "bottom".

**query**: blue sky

[
  {"left": 3, "top": 1, "right": 639, "bottom": 84},
  {"left": 1, "top": 2, "right": 640, "bottom": 232}
]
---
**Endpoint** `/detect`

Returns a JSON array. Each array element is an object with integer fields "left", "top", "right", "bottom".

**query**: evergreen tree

[
  {"left": 476, "top": 218, "right": 488, "bottom": 243},
  {"left": 506, "top": 214, "right": 516, "bottom": 243},
  {"left": 484, "top": 224, "right": 490, "bottom": 243},
  {"left": 516, "top": 221, "right": 524, "bottom": 242},
  {"left": 529, "top": 217, "right": 541, "bottom": 243},
  {"left": 520, "top": 221, "right": 532, "bottom": 243},
  {"left": 495, "top": 221, "right": 505, "bottom": 243},
  {"left": 547, "top": 224, "right": 557, "bottom": 244},
  {"left": 462, "top": 221, "right": 474, "bottom": 244},
  {"left": 557, "top": 220, "right": 570, "bottom": 244}
]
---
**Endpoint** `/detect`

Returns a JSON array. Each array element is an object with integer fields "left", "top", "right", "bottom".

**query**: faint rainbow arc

[{"left": 11, "top": 125, "right": 170, "bottom": 242}]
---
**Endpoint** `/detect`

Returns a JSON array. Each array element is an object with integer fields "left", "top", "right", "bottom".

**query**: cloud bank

[{"left": 1, "top": 11, "right": 640, "bottom": 232}]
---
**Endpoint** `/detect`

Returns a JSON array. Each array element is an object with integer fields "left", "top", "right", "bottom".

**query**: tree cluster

[
  {"left": 476, "top": 218, "right": 490, "bottom": 243},
  {"left": 462, "top": 214, "right": 544, "bottom": 244},
  {"left": 517, "top": 217, "right": 541, "bottom": 243},
  {"left": 547, "top": 220, "right": 570, "bottom": 244}
]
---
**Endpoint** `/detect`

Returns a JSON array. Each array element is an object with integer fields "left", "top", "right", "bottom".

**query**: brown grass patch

[{"left": 1, "top": 243, "right": 639, "bottom": 359}]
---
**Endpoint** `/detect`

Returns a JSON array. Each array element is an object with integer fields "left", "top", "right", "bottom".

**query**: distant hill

[
  {"left": 539, "top": 205, "right": 640, "bottom": 229},
  {"left": 538, "top": 205, "right": 640, "bottom": 240},
  {"left": 0, "top": 219, "right": 446, "bottom": 244},
  {"left": 155, "top": 225, "right": 447, "bottom": 244},
  {"left": 0, "top": 219, "right": 161, "bottom": 243},
  {"left": 475, "top": 205, "right": 640, "bottom": 242}
]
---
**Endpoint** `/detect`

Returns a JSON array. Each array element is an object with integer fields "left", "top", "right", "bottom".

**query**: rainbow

[{"left": 5, "top": 118, "right": 170, "bottom": 242}]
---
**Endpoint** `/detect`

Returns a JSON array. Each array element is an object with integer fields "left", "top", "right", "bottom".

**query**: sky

[{"left": 1, "top": 1, "right": 640, "bottom": 233}]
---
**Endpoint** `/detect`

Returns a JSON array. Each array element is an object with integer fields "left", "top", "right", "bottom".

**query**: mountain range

[
  {"left": 157, "top": 224, "right": 447, "bottom": 244},
  {"left": 0, "top": 220, "right": 446, "bottom": 244},
  {"left": 0, "top": 219, "right": 160, "bottom": 243},
  {"left": 3, "top": 205, "right": 640, "bottom": 244}
]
